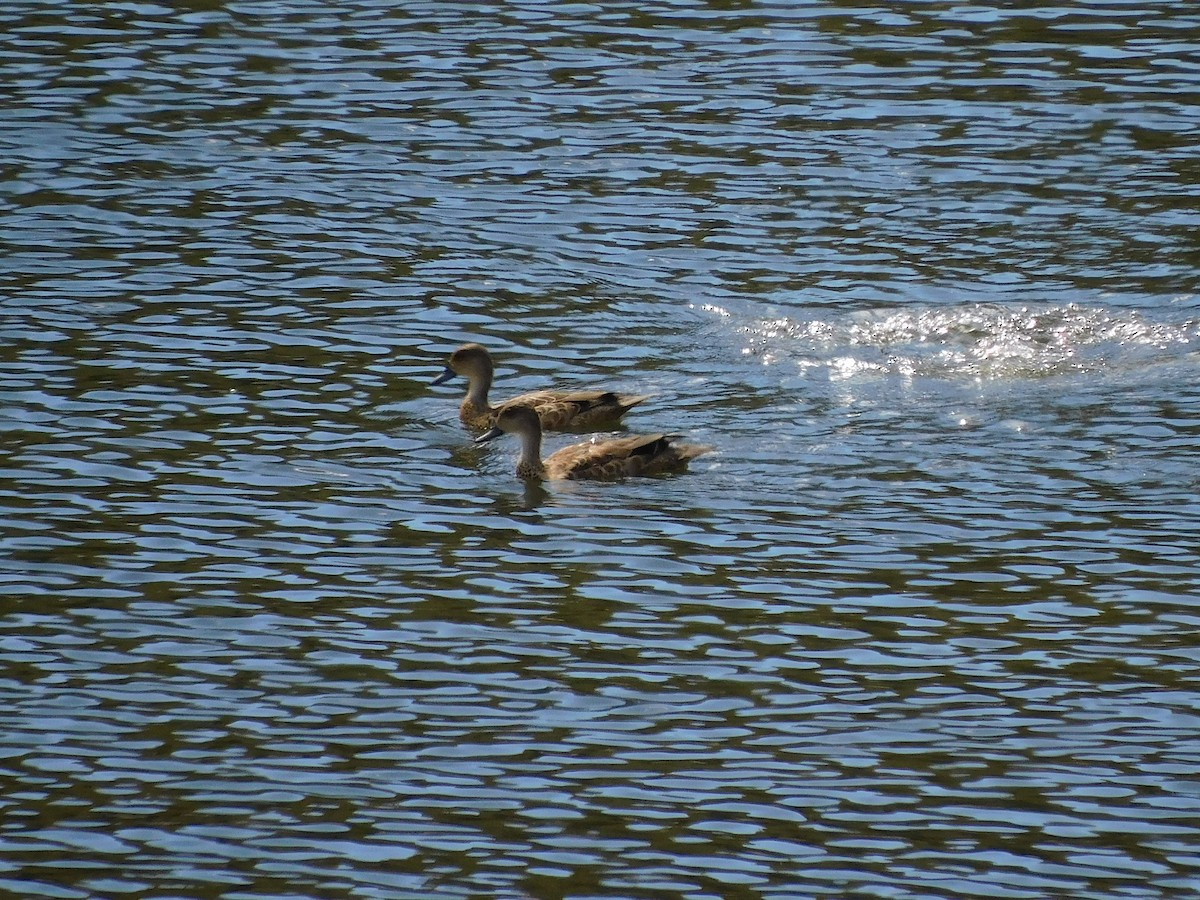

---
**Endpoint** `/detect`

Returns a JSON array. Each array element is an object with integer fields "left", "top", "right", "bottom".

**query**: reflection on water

[
  {"left": 727, "top": 301, "right": 1200, "bottom": 379},
  {"left": 3, "top": 0, "right": 1200, "bottom": 897}
]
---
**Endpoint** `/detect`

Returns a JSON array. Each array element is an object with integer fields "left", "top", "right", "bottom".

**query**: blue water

[{"left": 2, "top": 2, "right": 1199, "bottom": 898}]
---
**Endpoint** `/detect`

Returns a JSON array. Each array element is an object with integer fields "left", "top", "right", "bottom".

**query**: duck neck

[
  {"left": 463, "top": 368, "right": 492, "bottom": 412},
  {"left": 516, "top": 427, "right": 545, "bottom": 479}
]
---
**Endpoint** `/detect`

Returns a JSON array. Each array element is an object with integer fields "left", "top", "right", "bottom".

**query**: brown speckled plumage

[
  {"left": 476, "top": 404, "right": 712, "bottom": 481},
  {"left": 432, "top": 343, "right": 649, "bottom": 431}
]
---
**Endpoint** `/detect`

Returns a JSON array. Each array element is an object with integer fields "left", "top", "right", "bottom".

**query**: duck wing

[
  {"left": 507, "top": 390, "right": 650, "bottom": 431},
  {"left": 549, "top": 433, "right": 701, "bottom": 480}
]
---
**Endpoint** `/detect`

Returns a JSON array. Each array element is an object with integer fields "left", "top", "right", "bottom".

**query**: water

[{"left": 2, "top": 1, "right": 1199, "bottom": 898}]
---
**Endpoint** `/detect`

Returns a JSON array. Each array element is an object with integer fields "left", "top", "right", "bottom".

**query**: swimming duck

[
  {"left": 476, "top": 404, "right": 712, "bottom": 481},
  {"left": 432, "top": 343, "right": 650, "bottom": 430}
]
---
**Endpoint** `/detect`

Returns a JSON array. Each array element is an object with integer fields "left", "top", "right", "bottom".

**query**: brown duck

[
  {"left": 476, "top": 404, "right": 712, "bottom": 481},
  {"left": 432, "top": 343, "right": 650, "bottom": 430}
]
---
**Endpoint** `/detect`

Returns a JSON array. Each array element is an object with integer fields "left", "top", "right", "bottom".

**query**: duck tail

[
  {"left": 618, "top": 393, "right": 653, "bottom": 414},
  {"left": 669, "top": 439, "right": 714, "bottom": 462}
]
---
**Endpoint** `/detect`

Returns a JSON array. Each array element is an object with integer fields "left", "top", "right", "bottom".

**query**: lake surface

[{"left": 2, "top": 1, "right": 1199, "bottom": 897}]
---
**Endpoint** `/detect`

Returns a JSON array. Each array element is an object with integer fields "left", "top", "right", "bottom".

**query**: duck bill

[
  {"left": 431, "top": 367, "right": 456, "bottom": 386},
  {"left": 475, "top": 425, "right": 504, "bottom": 444}
]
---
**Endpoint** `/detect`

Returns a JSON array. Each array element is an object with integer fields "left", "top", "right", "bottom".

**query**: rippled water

[{"left": 3, "top": 1, "right": 1200, "bottom": 898}]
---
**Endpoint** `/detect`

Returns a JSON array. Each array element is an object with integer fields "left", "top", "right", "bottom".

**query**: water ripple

[
  {"left": 3, "top": 0, "right": 1200, "bottom": 897},
  {"left": 728, "top": 301, "right": 1200, "bottom": 379}
]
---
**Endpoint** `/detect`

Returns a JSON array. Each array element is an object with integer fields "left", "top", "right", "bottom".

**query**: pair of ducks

[{"left": 432, "top": 343, "right": 711, "bottom": 480}]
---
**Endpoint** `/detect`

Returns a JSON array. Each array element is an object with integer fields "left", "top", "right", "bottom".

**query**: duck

[
  {"left": 431, "top": 343, "right": 650, "bottom": 430},
  {"left": 475, "top": 403, "right": 712, "bottom": 481}
]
